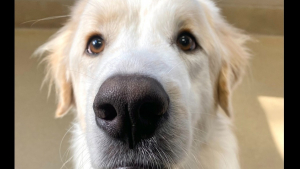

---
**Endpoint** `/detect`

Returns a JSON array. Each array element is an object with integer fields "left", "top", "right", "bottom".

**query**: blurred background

[{"left": 15, "top": 0, "right": 284, "bottom": 168}]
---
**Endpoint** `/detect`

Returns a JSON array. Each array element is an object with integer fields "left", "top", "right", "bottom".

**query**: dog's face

[{"left": 36, "top": 0, "right": 249, "bottom": 168}]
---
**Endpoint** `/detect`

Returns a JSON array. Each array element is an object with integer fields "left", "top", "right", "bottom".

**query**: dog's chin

[
  {"left": 95, "top": 160, "right": 168, "bottom": 169},
  {"left": 96, "top": 156, "right": 169, "bottom": 169},
  {"left": 113, "top": 165, "right": 166, "bottom": 169}
]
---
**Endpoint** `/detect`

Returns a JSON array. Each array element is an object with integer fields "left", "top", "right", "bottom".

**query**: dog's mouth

[
  {"left": 99, "top": 155, "right": 169, "bottom": 169},
  {"left": 115, "top": 165, "right": 166, "bottom": 169},
  {"left": 107, "top": 161, "right": 167, "bottom": 169}
]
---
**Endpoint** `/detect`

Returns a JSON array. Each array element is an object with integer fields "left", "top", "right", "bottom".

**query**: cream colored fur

[{"left": 35, "top": 0, "right": 250, "bottom": 168}]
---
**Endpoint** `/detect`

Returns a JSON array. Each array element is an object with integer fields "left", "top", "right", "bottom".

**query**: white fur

[{"left": 35, "top": 0, "right": 250, "bottom": 168}]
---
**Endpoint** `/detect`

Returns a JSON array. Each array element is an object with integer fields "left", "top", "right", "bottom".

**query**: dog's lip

[
  {"left": 115, "top": 168, "right": 140, "bottom": 169},
  {"left": 115, "top": 165, "right": 166, "bottom": 169},
  {"left": 115, "top": 167, "right": 164, "bottom": 169}
]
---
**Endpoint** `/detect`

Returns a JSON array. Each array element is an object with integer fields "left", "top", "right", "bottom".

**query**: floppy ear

[
  {"left": 33, "top": 0, "right": 88, "bottom": 118},
  {"left": 34, "top": 25, "right": 74, "bottom": 118},
  {"left": 216, "top": 23, "right": 251, "bottom": 117},
  {"left": 198, "top": 0, "right": 251, "bottom": 117}
]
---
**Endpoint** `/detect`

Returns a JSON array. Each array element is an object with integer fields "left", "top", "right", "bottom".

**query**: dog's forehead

[
  {"left": 83, "top": 0, "right": 200, "bottom": 20},
  {"left": 79, "top": 0, "right": 203, "bottom": 38}
]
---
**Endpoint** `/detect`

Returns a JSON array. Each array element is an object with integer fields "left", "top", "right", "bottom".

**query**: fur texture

[{"left": 35, "top": 0, "right": 250, "bottom": 168}]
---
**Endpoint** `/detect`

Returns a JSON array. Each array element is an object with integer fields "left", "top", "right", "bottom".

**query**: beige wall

[
  {"left": 15, "top": 0, "right": 71, "bottom": 1},
  {"left": 15, "top": 0, "right": 284, "bottom": 7},
  {"left": 218, "top": 0, "right": 283, "bottom": 7},
  {"left": 15, "top": 0, "right": 284, "bottom": 35}
]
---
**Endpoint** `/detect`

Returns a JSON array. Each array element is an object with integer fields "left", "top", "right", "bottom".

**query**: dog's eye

[
  {"left": 86, "top": 36, "right": 105, "bottom": 55},
  {"left": 176, "top": 33, "right": 196, "bottom": 51}
]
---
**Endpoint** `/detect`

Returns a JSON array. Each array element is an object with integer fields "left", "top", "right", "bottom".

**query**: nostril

[
  {"left": 96, "top": 104, "right": 117, "bottom": 121},
  {"left": 139, "top": 102, "right": 165, "bottom": 125}
]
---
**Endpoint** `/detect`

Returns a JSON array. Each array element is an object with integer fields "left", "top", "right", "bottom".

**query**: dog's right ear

[
  {"left": 33, "top": 0, "right": 88, "bottom": 118},
  {"left": 34, "top": 25, "right": 74, "bottom": 118}
]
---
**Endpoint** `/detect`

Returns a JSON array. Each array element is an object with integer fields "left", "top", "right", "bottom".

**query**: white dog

[{"left": 35, "top": 0, "right": 250, "bottom": 168}]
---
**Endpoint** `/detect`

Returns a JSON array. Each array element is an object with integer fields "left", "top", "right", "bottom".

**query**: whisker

[
  {"left": 60, "top": 124, "right": 75, "bottom": 164},
  {"left": 166, "top": 62, "right": 182, "bottom": 74},
  {"left": 21, "top": 15, "right": 71, "bottom": 27}
]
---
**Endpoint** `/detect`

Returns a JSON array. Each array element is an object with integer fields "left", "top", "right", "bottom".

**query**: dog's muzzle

[{"left": 93, "top": 74, "right": 169, "bottom": 149}]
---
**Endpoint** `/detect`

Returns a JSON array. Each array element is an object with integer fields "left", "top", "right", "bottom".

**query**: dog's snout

[{"left": 93, "top": 75, "right": 169, "bottom": 148}]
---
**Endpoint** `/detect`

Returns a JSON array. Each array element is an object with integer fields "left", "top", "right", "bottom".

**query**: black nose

[{"left": 93, "top": 75, "right": 169, "bottom": 149}]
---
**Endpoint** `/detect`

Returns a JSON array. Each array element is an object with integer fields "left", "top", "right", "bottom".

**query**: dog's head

[{"left": 35, "top": 0, "right": 250, "bottom": 168}]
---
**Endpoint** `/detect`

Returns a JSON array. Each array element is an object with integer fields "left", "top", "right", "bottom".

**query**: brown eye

[
  {"left": 176, "top": 33, "right": 196, "bottom": 51},
  {"left": 86, "top": 36, "right": 105, "bottom": 55}
]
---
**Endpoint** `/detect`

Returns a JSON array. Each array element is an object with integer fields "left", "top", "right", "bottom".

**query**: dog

[{"left": 35, "top": 0, "right": 250, "bottom": 168}]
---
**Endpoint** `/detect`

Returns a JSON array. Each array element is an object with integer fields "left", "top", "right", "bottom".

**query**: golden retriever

[{"left": 35, "top": 0, "right": 250, "bottom": 168}]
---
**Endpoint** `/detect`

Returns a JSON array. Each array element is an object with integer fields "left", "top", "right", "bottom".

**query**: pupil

[
  {"left": 180, "top": 36, "right": 190, "bottom": 46},
  {"left": 92, "top": 39, "right": 102, "bottom": 49}
]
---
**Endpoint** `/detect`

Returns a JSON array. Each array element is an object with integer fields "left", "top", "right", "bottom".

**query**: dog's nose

[{"left": 93, "top": 75, "right": 169, "bottom": 149}]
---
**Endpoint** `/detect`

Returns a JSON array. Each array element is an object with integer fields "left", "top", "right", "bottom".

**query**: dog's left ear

[
  {"left": 216, "top": 25, "right": 250, "bottom": 118},
  {"left": 199, "top": 0, "right": 251, "bottom": 117}
]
